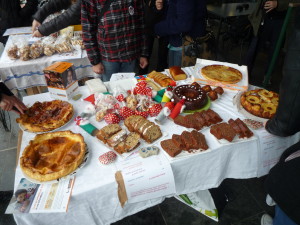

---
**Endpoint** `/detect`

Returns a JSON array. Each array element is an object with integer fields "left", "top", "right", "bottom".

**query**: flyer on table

[
  {"left": 117, "top": 151, "right": 175, "bottom": 203},
  {"left": 6, "top": 177, "right": 75, "bottom": 214}
]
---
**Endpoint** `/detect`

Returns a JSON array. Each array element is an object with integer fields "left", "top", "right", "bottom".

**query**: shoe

[{"left": 261, "top": 214, "right": 273, "bottom": 225}]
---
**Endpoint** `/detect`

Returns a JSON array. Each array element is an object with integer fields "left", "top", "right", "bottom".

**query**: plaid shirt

[{"left": 81, "top": 0, "right": 148, "bottom": 65}]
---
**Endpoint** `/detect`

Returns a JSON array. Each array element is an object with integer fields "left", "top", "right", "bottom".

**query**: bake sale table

[
  {"left": 0, "top": 35, "right": 95, "bottom": 91},
  {"left": 13, "top": 86, "right": 300, "bottom": 225}
]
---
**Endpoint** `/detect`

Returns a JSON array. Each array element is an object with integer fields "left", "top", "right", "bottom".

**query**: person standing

[
  {"left": 154, "top": 0, "right": 207, "bottom": 67},
  {"left": 81, "top": 0, "right": 149, "bottom": 82},
  {"left": 0, "top": 0, "right": 38, "bottom": 44}
]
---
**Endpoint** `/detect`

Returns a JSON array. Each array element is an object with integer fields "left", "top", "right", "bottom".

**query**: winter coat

[
  {"left": 248, "top": 0, "right": 288, "bottom": 36},
  {"left": 265, "top": 140, "right": 300, "bottom": 224},
  {"left": 265, "top": 8, "right": 300, "bottom": 137},
  {"left": 154, "top": 0, "right": 207, "bottom": 47},
  {"left": 33, "top": 0, "right": 80, "bottom": 36},
  {"left": 0, "top": 0, "right": 38, "bottom": 44}
]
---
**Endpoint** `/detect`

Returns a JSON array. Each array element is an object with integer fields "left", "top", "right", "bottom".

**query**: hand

[
  {"left": 32, "top": 19, "right": 41, "bottom": 33},
  {"left": 264, "top": 1, "right": 277, "bottom": 13},
  {"left": 32, "top": 30, "right": 43, "bottom": 37},
  {"left": 155, "top": 0, "right": 163, "bottom": 10},
  {"left": 92, "top": 63, "right": 104, "bottom": 74},
  {"left": 139, "top": 57, "right": 148, "bottom": 69},
  {"left": 0, "top": 94, "right": 27, "bottom": 114}
]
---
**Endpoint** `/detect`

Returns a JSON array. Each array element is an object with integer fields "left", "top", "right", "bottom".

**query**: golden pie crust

[
  {"left": 240, "top": 89, "right": 279, "bottom": 119},
  {"left": 16, "top": 100, "right": 74, "bottom": 132},
  {"left": 20, "top": 131, "right": 86, "bottom": 182},
  {"left": 201, "top": 65, "right": 242, "bottom": 84}
]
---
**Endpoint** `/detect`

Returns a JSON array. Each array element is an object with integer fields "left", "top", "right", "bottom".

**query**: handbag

[{"left": 182, "top": 31, "right": 215, "bottom": 67}]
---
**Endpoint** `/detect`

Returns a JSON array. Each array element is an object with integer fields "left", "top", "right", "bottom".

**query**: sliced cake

[
  {"left": 190, "top": 130, "right": 208, "bottom": 150},
  {"left": 172, "top": 134, "right": 186, "bottom": 150},
  {"left": 107, "top": 129, "right": 127, "bottom": 147},
  {"left": 161, "top": 139, "right": 182, "bottom": 157},
  {"left": 97, "top": 124, "right": 122, "bottom": 143}
]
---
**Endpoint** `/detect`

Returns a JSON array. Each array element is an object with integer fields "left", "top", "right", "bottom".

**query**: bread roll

[{"left": 169, "top": 66, "right": 187, "bottom": 81}]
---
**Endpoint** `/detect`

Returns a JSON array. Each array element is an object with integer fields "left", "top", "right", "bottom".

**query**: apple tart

[
  {"left": 20, "top": 131, "right": 86, "bottom": 182},
  {"left": 16, "top": 100, "right": 74, "bottom": 133},
  {"left": 201, "top": 65, "right": 242, "bottom": 84},
  {"left": 240, "top": 89, "right": 279, "bottom": 119}
]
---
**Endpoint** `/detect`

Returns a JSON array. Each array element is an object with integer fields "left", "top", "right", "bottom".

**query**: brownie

[
  {"left": 172, "top": 134, "right": 186, "bottom": 150},
  {"left": 191, "top": 130, "right": 209, "bottom": 150},
  {"left": 160, "top": 139, "right": 182, "bottom": 157},
  {"left": 181, "top": 131, "right": 198, "bottom": 150},
  {"left": 236, "top": 118, "right": 254, "bottom": 138}
]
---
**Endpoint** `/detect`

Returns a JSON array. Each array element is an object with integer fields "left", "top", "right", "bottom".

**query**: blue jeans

[
  {"left": 273, "top": 205, "right": 297, "bottom": 225},
  {"left": 101, "top": 60, "right": 136, "bottom": 82},
  {"left": 168, "top": 49, "right": 182, "bottom": 67}
]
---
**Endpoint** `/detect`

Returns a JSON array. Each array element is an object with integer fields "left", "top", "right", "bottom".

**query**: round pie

[
  {"left": 240, "top": 89, "right": 279, "bottom": 119},
  {"left": 20, "top": 131, "right": 86, "bottom": 182},
  {"left": 201, "top": 65, "right": 242, "bottom": 84},
  {"left": 16, "top": 100, "right": 74, "bottom": 132}
]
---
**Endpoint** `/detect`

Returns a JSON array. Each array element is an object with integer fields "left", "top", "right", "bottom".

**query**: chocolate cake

[{"left": 173, "top": 84, "right": 208, "bottom": 110}]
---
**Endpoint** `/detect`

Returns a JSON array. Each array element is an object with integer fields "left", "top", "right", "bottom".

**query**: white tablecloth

[
  {"left": 0, "top": 36, "right": 95, "bottom": 90},
  {"left": 13, "top": 86, "right": 300, "bottom": 225}
]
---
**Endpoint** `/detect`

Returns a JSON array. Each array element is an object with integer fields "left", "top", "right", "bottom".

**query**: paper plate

[{"left": 21, "top": 146, "right": 89, "bottom": 184}]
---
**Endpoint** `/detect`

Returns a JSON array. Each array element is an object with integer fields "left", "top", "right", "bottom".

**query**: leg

[
  {"left": 157, "top": 37, "right": 169, "bottom": 72},
  {"left": 101, "top": 61, "right": 121, "bottom": 82},
  {"left": 168, "top": 49, "right": 182, "bottom": 67}
]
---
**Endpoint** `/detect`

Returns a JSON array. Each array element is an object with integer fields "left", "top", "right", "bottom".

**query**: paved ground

[{"left": 0, "top": 16, "right": 286, "bottom": 225}]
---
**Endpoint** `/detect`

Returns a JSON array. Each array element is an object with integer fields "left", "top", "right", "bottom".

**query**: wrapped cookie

[
  {"left": 55, "top": 34, "right": 73, "bottom": 53},
  {"left": 30, "top": 40, "right": 43, "bottom": 59},
  {"left": 19, "top": 45, "right": 31, "bottom": 61},
  {"left": 6, "top": 45, "right": 19, "bottom": 60},
  {"left": 42, "top": 36, "right": 56, "bottom": 56}
]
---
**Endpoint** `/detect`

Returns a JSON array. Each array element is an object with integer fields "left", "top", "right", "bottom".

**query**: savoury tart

[
  {"left": 16, "top": 100, "right": 74, "bottom": 132},
  {"left": 201, "top": 65, "right": 242, "bottom": 84},
  {"left": 20, "top": 131, "right": 86, "bottom": 182},
  {"left": 240, "top": 89, "right": 279, "bottom": 119}
]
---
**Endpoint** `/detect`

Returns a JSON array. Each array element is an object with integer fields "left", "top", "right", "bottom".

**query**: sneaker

[{"left": 261, "top": 214, "right": 273, "bottom": 225}]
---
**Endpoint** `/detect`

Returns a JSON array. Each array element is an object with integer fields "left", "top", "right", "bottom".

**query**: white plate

[
  {"left": 21, "top": 147, "right": 89, "bottom": 184},
  {"left": 19, "top": 110, "right": 76, "bottom": 134}
]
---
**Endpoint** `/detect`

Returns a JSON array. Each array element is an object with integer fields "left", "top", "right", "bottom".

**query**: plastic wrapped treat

[
  {"left": 71, "top": 36, "right": 85, "bottom": 49},
  {"left": 30, "top": 40, "right": 43, "bottom": 59},
  {"left": 42, "top": 36, "right": 56, "bottom": 56},
  {"left": 6, "top": 45, "right": 19, "bottom": 60},
  {"left": 19, "top": 45, "right": 31, "bottom": 61},
  {"left": 54, "top": 34, "right": 73, "bottom": 53}
]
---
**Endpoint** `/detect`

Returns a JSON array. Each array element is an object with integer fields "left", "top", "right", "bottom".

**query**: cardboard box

[{"left": 44, "top": 61, "right": 79, "bottom": 101}]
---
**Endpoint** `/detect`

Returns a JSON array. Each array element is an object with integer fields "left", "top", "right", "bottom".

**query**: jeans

[
  {"left": 168, "top": 48, "right": 182, "bottom": 67},
  {"left": 273, "top": 205, "right": 297, "bottom": 225},
  {"left": 101, "top": 60, "right": 136, "bottom": 82}
]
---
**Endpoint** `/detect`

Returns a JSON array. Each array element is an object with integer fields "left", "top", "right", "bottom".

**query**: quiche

[
  {"left": 240, "top": 89, "right": 279, "bottom": 119},
  {"left": 20, "top": 131, "right": 86, "bottom": 182},
  {"left": 16, "top": 100, "right": 74, "bottom": 132},
  {"left": 201, "top": 65, "right": 242, "bottom": 84}
]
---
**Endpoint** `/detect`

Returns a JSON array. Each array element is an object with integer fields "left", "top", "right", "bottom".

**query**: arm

[
  {"left": 81, "top": 0, "right": 101, "bottom": 66},
  {"left": 155, "top": 0, "right": 195, "bottom": 37},
  {"left": 36, "top": 0, "right": 81, "bottom": 36},
  {"left": 33, "top": 0, "right": 72, "bottom": 23}
]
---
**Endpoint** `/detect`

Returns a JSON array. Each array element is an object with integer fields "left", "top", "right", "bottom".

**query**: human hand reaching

[
  {"left": 139, "top": 57, "right": 148, "bottom": 69},
  {"left": 32, "top": 30, "right": 43, "bottom": 37},
  {"left": 264, "top": 1, "right": 277, "bottom": 13},
  {"left": 92, "top": 63, "right": 105, "bottom": 74},
  {"left": 32, "top": 19, "right": 41, "bottom": 33},
  {"left": 0, "top": 94, "right": 27, "bottom": 114}
]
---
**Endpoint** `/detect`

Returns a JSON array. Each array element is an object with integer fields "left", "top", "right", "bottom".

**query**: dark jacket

[
  {"left": 265, "top": 140, "right": 300, "bottom": 224},
  {"left": 0, "top": 0, "right": 38, "bottom": 44},
  {"left": 143, "top": 0, "right": 165, "bottom": 36},
  {"left": 248, "top": 0, "right": 288, "bottom": 36},
  {"left": 154, "top": 0, "right": 207, "bottom": 47},
  {"left": 265, "top": 8, "right": 300, "bottom": 137},
  {"left": 33, "top": 0, "right": 80, "bottom": 36}
]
